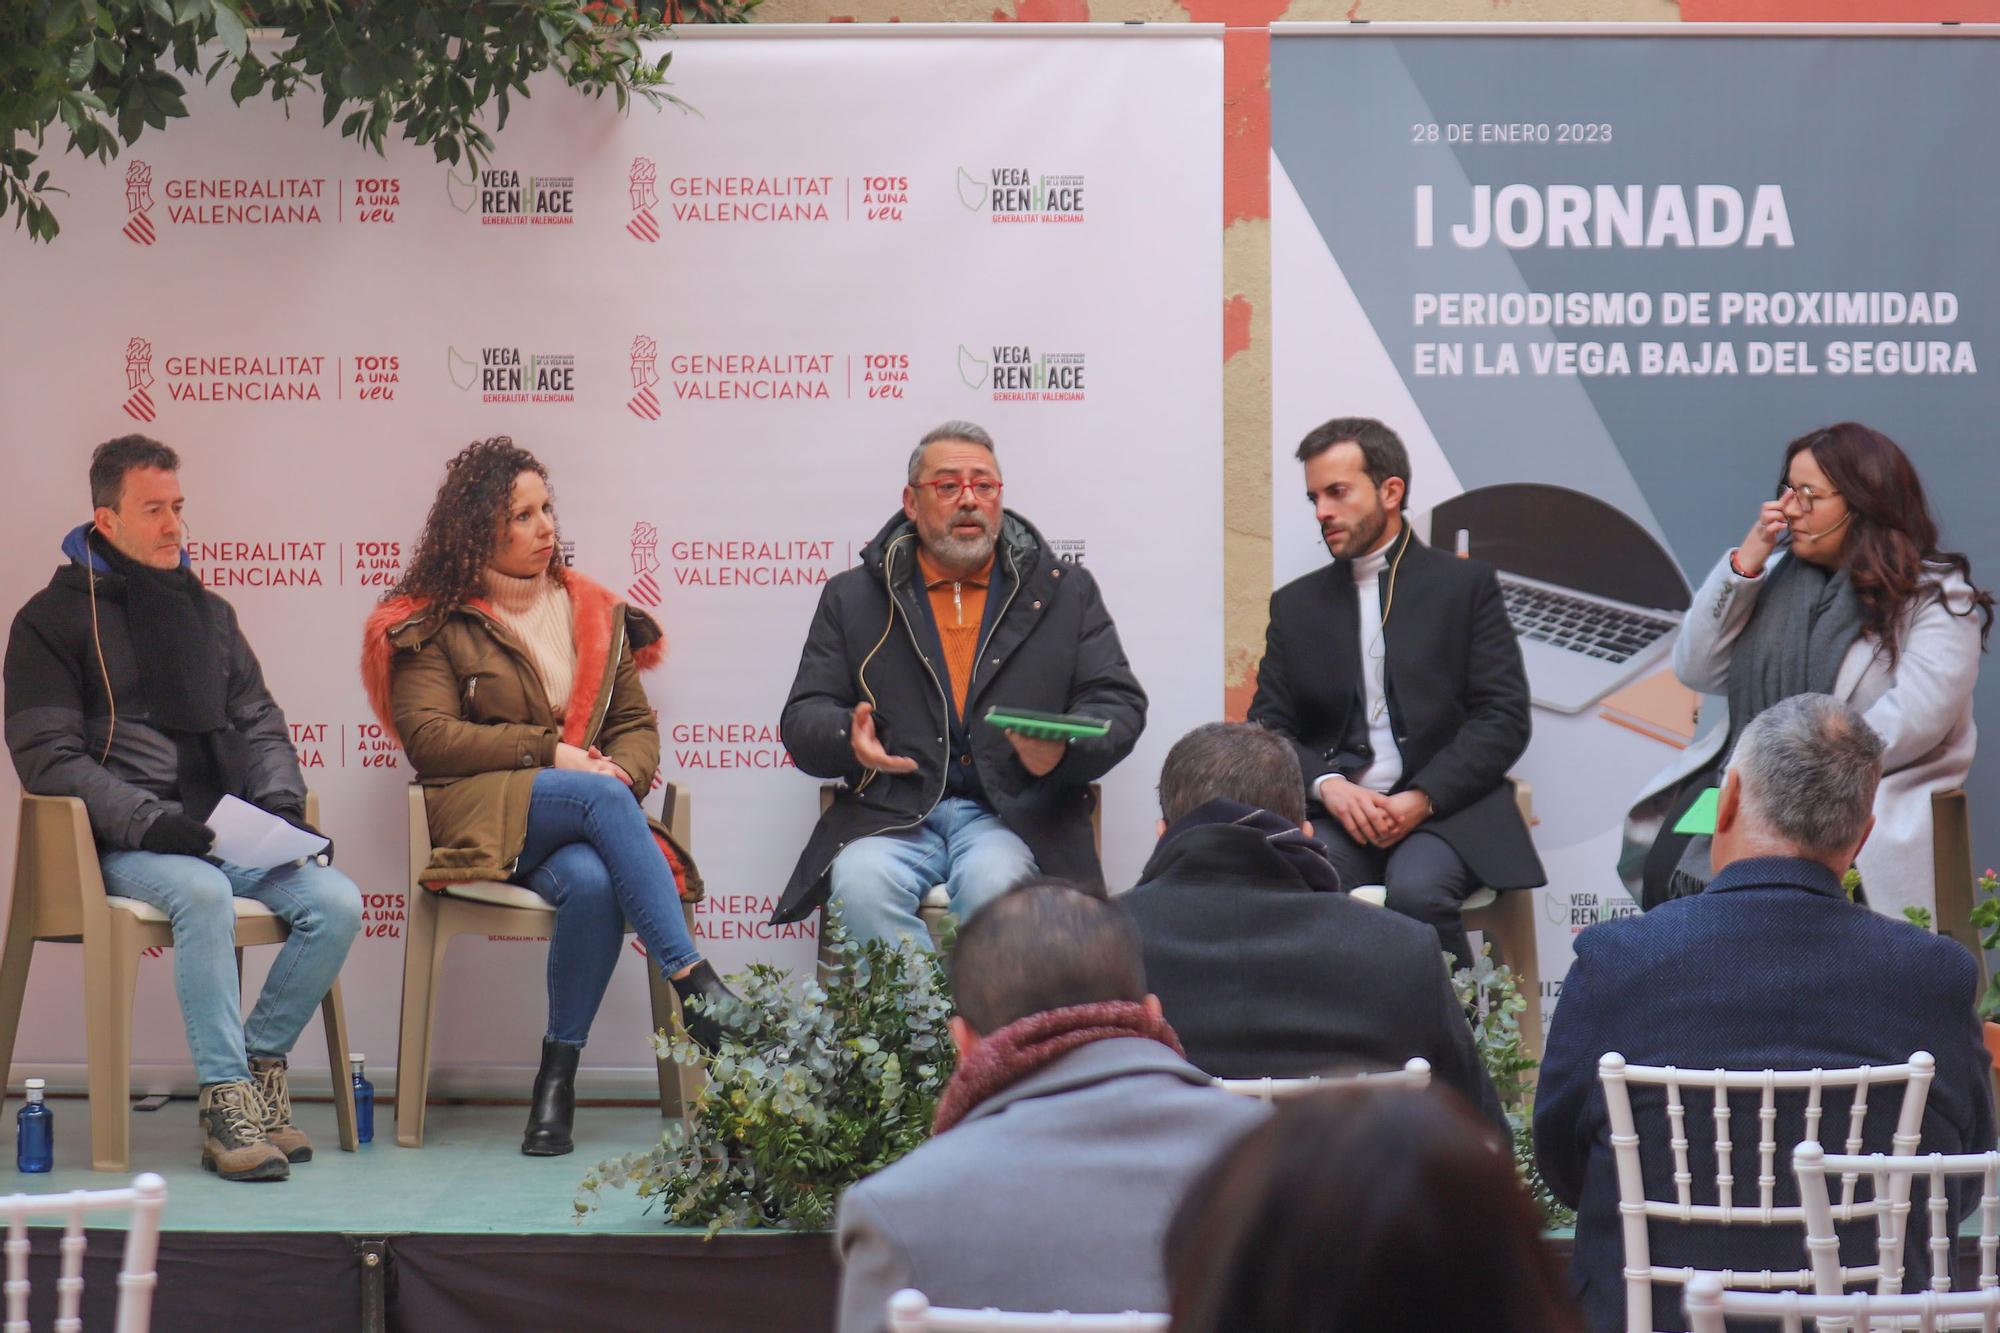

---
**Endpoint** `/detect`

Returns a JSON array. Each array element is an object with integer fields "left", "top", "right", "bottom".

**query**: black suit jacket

[
  {"left": 1247, "top": 529, "right": 1543, "bottom": 889},
  {"left": 1121, "top": 820, "right": 1506, "bottom": 1133},
  {"left": 1535, "top": 856, "right": 1996, "bottom": 1333}
]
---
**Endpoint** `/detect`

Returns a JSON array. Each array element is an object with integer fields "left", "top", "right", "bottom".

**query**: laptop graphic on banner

[{"left": 1429, "top": 484, "right": 1692, "bottom": 716}]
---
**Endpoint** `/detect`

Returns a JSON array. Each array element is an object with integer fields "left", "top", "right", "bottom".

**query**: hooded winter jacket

[
  {"left": 362, "top": 570, "right": 698, "bottom": 894},
  {"left": 5, "top": 525, "right": 304, "bottom": 848},
  {"left": 776, "top": 510, "right": 1146, "bottom": 923}
]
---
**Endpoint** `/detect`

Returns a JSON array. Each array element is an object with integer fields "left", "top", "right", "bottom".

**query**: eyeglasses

[
  {"left": 1776, "top": 482, "right": 1840, "bottom": 513},
  {"left": 916, "top": 477, "right": 1003, "bottom": 504}
]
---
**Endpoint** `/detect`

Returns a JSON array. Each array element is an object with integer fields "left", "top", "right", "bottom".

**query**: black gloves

[
  {"left": 267, "top": 804, "right": 334, "bottom": 865},
  {"left": 140, "top": 813, "right": 216, "bottom": 857}
]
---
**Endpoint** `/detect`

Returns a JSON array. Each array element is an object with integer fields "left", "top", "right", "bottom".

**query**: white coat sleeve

[
  {"left": 1860, "top": 585, "right": 1984, "bottom": 773},
  {"left": 1673, "top": 551, "right": 1772, "bottom": 695}
]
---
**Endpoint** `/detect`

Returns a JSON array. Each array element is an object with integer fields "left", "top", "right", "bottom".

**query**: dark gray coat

[
  {"left": 834, "top": 1038, "right": 1265, "bottom": 1332},
  {"left": 1123, "top": 820, "right": 1507, "bottom": 1133},
  {"left": 776, "top": 510, "right": 1146, "bottom": 923},
  {"left": 4, "top": 525, "right": 303, "bottom": 848}
]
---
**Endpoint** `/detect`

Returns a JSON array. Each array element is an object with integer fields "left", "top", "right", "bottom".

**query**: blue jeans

[
  {"left": 828, "top": 797, "right": 1038, "bottom": 948},
  {"left": 97, "top": 851, "right": 362, "bottom": 1087},
  {"left": 513, "top": 770, "right": 702, "bottom": 1046}
]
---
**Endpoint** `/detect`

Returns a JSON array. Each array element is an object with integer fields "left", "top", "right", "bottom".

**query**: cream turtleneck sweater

[
  {"left": 1312, "top": 524, "right": 1406, "bottom": 803},
  {"left": 484, "top": 569, "right": 576, "bottom": 713}
]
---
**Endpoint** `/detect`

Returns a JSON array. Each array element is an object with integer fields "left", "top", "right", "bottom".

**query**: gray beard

[{"left": 925, "top": 526, "right": 996, "bottom": 569}]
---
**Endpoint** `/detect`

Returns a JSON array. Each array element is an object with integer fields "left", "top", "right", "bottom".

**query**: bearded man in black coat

[
  {"left": 1248, "top": 417, "right": 1544, "bottom": 970},
  {"left": 775, "top": 421, "right": 1146, "bottom": 942}
]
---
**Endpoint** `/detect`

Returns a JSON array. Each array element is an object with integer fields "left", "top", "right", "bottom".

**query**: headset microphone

[{"left": 1792, "top": 511, "right": 1853, "bottom": 541}]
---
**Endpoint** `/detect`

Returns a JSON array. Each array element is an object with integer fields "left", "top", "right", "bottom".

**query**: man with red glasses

[{"left": 774, "top": 421, "right": 1147, "bottom": 944}]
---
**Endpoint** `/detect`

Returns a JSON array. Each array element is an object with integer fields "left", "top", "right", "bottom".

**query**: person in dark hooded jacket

[
  {"left": 776, "top": 421, "right": 1147, "bottom": 941},
  {"left": 4, "top": 436, "right": 360, "bottom": 1183}
]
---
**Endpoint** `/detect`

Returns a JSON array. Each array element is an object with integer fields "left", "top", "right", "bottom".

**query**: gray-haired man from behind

[{"left": 1536, "top": 694, "right": 1995, "bottom": 1332}]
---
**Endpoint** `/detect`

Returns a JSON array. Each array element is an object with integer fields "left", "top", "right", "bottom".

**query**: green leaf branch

[
  {"left": 577, "top": 917, "right": 956, "bottom": 1235},
  {"left": 0, "top": 0, "right": 755, "bottom": 242}
]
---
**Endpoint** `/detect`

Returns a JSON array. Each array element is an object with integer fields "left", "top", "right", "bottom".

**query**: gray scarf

[{"left": 1668, "top": 552, "right": 1866, "bottom": 897}]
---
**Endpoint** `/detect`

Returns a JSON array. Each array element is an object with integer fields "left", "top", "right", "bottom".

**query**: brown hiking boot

[
  {"left": 198, "top": 1080, "right": 289, "bottom": 1182},
  {"left": 249, "top": 1055, "right": 313, "bottom": 1163}
]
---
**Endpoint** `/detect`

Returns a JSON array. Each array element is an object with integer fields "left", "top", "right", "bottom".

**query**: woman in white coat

[{"left": 1625, "top": 422, "right": 1992, "bottom": 920}]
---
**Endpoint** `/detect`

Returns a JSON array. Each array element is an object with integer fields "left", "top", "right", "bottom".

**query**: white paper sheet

[{"left": 205, "top": 796, "right": 328, "bottom": 870}]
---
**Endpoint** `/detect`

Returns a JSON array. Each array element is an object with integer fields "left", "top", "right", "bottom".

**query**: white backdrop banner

[{"left": 0, "top": 27, "right": 1224, "bottom": 1093}]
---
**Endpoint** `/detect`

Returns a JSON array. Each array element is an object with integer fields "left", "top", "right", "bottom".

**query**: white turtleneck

[
  {"left": 484, "top": 569, "right": 577, "bottom": 713},
  {"left": 1315, "top": 525, "right": 1405, "bottom": 801}
]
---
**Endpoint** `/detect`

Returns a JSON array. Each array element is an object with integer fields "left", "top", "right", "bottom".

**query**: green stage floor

[{"left": 8, "top": 1097, "right": 702, "bottom": 1236}]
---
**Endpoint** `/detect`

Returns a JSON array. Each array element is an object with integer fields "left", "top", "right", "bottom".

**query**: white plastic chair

[
  {"left": 0, "top": 1172, "right": 166, "bottom": 1333},
  {"left": 1793, "top": 1142, "right": 2000, "bottom": 1302},
  {"left": 1685, "top": 1270, "right": 2000, "bottom": 1332},
  {"left": 1214, "top": 1056, "right": 1432, "bottom": 1103},
  {"left": 1598, "top": 1051, "right": 1937, "bottom": 1332},
  {"left": 886, "top": 1290, "right": 1167, "bottom": 1332}
]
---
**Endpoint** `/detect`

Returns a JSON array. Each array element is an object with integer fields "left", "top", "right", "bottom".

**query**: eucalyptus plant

[
  {"left": 0, "top": 0, "right": 753, "bottom": 242},
  {"left": 577, "top": 919, "right": 957, "bottom": 1236},
  {"left": 1452, "top": 945, "right": 1574, "bottom": 1228}
]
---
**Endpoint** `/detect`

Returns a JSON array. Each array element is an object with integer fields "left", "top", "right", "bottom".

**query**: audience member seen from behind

[
  {"left": 3, "top": 435, "right": 361, "bottom": 1183},
  {"left": 776, "top": 420, "right": 1147, "bottom": 945},
  {"left": 1122, "top": 721, "right": 1504, "bottom": 1131},
  {"left": 834, "top": 879, "right": 1265, "bottom": 1332},
  {"left": 1166, "top": 1084, "right": 1583, "bottom": 1333},
  {"left": 362, "top": 437, "right": 736, "bottom": 1159},
  {"left": 1541, "top": 694, "right": 1995, "bottom": 1333},
  {"left": 1627, "top": 422, "right": 1992, "bottom": 917}
]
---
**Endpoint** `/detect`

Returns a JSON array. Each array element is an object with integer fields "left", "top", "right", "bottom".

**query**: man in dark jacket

[
  {"left": 1121, "top": 721, "right": 1505, "bottom": 1132},
  {"left": 1535, "top": 694, "right": 1995, "bottom": 1333},
  {"left": 776, "top": 421, "right": 1146, "bottom": 939},
  {"left": 1248, "top": 416, "right": 1543, "bottom": 970},
  {"left": 4, "top": 436, "right": 360, "bottom": 1183}
]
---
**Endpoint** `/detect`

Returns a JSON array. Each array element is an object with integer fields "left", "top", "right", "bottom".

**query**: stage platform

[{"left": 9, "top": 1096, "right": 839, "bottom": 1332}]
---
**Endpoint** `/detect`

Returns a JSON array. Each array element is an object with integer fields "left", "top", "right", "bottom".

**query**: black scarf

[
  {"left": 1153, "top": 797, "right": 1345, "bottom": 894},
  {"left": 91, "top": 532, "right": 246, "bottom": 818},
  {"left": 1669, "top": 552, "right": 1866, "bottom": 898}
]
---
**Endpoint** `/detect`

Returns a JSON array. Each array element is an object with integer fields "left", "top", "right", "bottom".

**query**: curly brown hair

[
  {"left": 388, "top": 437, "right": 564, "bottom": 609},
  {"left": 1781, "top": 423, "right": 1993, "bottom": 665}
]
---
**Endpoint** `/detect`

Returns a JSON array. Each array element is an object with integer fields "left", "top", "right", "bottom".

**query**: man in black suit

[
  {"left": 1247, "top": 417, "right": 1543, "bottom": 969},
  {"left": 1535, "top": 694, "right": 1994, "bottom": 1333},
  {"left": 1121, "top": 721, "right": 1505, "bottom": 1131}
]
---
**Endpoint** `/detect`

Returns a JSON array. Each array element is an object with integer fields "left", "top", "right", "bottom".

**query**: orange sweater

[{"left": 917, "top": 547, "right": 994, "bottom": 720}]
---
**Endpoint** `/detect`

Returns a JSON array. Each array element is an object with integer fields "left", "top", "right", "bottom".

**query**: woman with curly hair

[
  {"left": 1625, "top": 421, "right": 1993, "bottom": 919},
  {"left": 362, "top": 437, "right": 735, "bottom": 1157}
]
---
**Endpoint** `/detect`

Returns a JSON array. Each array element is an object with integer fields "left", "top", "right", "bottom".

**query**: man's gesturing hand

[{"left": 850, "top": 702, "right": 918, "bottom": 774}]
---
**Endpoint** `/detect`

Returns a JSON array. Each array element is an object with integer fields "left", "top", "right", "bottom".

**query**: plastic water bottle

[
  {"left": 16, "top": 1079, "right": 52, "bottom": 1173},
  {"left": 349, "top": 1054, "right": 374, "bottom": 1145}
]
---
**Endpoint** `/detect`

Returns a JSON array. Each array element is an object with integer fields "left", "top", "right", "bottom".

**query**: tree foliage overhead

[{"left": 0, "top": 0, "right": 754, "bottom": 242}]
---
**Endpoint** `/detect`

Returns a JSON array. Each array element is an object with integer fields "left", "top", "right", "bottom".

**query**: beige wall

[{"left": 748, "top": 0, "right": 1683, "bottom": 716}]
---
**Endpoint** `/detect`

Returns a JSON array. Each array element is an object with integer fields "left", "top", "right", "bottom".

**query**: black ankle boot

[
  {"left": 522, "top": 1038, "right": 581, "bottom": 1157},
  {"left": 669, "top": 961, "right": 740, "bottom": 1055}
]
